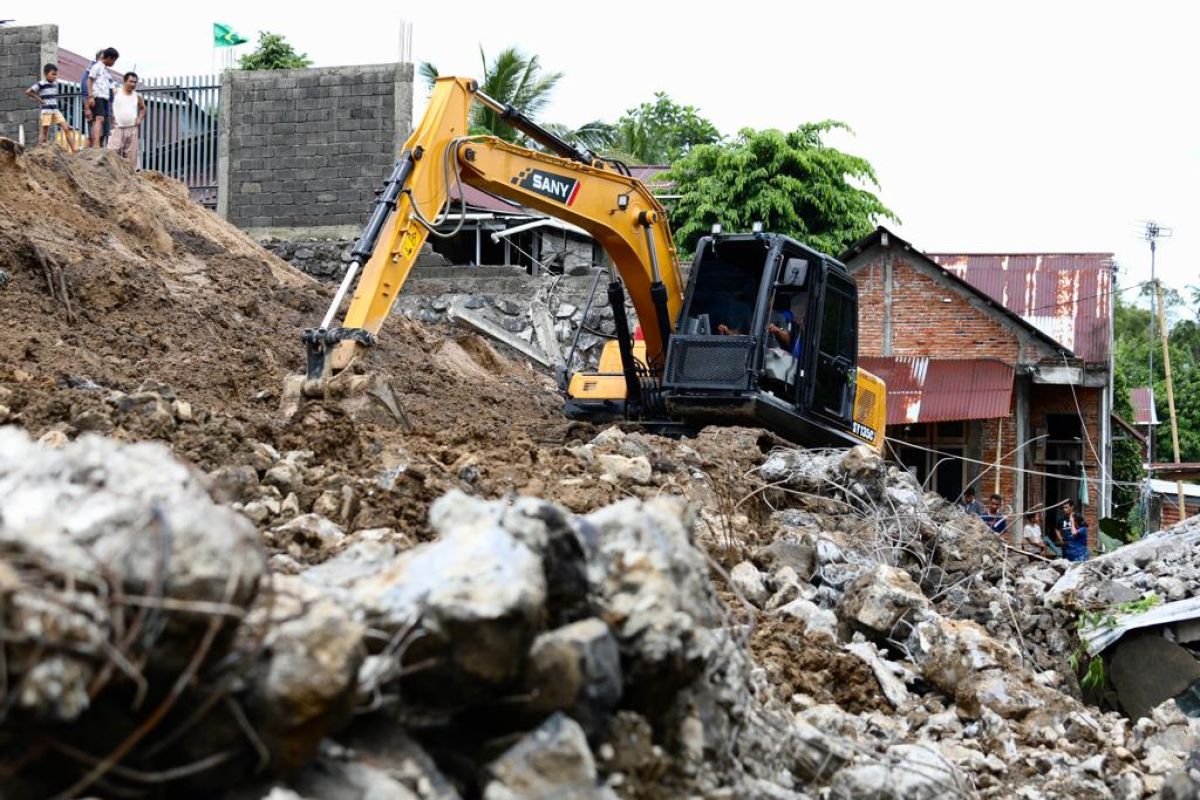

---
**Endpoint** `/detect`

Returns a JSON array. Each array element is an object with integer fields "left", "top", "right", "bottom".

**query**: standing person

[
  {"left": 1055, "top": 500, "right": 1089, "bottom": 563},
  {"left": 958, "top": 487, "right": 984, "bottom": 516},
  {"left": 981, "top": 493, "right": 1008, "bottom": 535},
  {"left": 1022, "top": 511, "right": 1054, "bottom": 557},
  {"left": 86, "top": 48, "right": 120, "bottom": 149},
  {"left": 108, "top": 73, "right": 145, "bottom": 167},
  {"left": 24, "top": 64, "right": 78, "bottom": 153}
]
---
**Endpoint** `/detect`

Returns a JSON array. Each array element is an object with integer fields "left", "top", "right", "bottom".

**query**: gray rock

[
  {"left": 500, "top": 316, "right": 525, "bottom": 333},
  {"left": 464, "top": 295, "right": 486, "bottom": 309},
  {"left": 556, "top": 303, "right": 578, "bottom": 319},
  {"left": 0, "top": 429, "right": 262, "bottom": 721},
  {"left": 208, "top": 464, "right": 261, "bottom": 504},
  {"left": 775, "top": 598, "right": 838, "bottom": 641},
  {"left": 839, "top": 564, "right": 931, "bottom": 636},
  {"left": 829, "top": 744, "right": 966, "bottom": 799},
  {"left": 244, "top": 576, "right": 365, "bottom": 772},
  {"left": 595, "top": 454, "right": 652, "bottom": 485},
  {"left": 264, "top": 461, "right": 305, "bottom": 496},
  {"left": 730, "top": 561, "right": 769, "bottom": 606},
  {"left": 523, "top": 618, "right": 622, "bottom": 733},
  {"left": 584, "top": 498, "right": 717, "bottom": 714},
  {"left": 495, "top": 299, "right": 520, "bottom": 316},
  {"left": 483, "top": 713, "right": 610, "bottom": 800},
  {"left": 349, "top": 493, "right": 547, "bottom": 704},
  {"left": 272, "top": 514, "right": 346, "bottom": 551},
  {"left": 753, "top": 534, "right": 816, "bottom": 578}
]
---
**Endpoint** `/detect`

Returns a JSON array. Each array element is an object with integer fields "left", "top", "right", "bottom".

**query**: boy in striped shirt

[{"left": 24, "top": 63, "right": 78, "bottom": 153}]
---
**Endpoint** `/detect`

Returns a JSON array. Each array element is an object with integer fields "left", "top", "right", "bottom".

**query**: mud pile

[{"left": 2, "top": 143, "right": 1199, "bottom": 798}]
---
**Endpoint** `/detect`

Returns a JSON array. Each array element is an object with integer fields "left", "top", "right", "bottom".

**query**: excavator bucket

[{"left": 280, "top": 368, "right": 410, "bottom": 429}]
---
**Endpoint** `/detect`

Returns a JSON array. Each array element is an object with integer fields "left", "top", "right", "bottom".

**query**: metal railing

[{"left": 58, "top": 74, "right": 220, "bottom": 208}]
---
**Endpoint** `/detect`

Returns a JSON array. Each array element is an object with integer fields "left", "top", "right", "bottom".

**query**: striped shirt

[{"left": 29, "top": 80, "right": 59, "bottom": 111}]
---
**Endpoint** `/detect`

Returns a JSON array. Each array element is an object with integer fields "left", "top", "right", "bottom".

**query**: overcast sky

[{"left": 17, "top": 1, "right": 1199, "bottom": 299}]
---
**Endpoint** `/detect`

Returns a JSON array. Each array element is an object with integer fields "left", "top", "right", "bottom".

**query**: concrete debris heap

[{"left": 2, "top": 428, "right": 1200, "bottom": 799}]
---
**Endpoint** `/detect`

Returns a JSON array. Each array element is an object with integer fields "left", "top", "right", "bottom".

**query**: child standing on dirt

[{"left": 24, "top": 64, "right": 78, "bottom": 153}]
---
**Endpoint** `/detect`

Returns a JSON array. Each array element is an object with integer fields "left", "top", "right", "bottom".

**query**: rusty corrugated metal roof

[
  {"left": 927, "top": 253, "right": 1113, "bottom": 364},
  {"left": 1131, "top": 387, "right": 1159, "bottom": 426},
  {"left": 859, "top": 357, "right": 1014, "bottom": 425}
]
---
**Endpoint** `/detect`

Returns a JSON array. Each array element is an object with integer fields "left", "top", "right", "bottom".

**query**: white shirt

[
  {"left": 1023, "top": 522, "right": 1042, "bottom": 544},
  {"left": 88, "top": 62, "right": 119, "bottom": 99},
  {"left": 112, "top": 90, "right": 140, "bottom": 127}
]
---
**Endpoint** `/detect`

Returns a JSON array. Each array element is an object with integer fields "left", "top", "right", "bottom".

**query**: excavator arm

[{"left": 304, "top": 76, "right": 682, "bottom": 381}]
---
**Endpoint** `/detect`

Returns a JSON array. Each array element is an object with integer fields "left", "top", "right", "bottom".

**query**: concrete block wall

[
  {"left": 218, "top": 62, "right": 413, "bottom": 238},
  {"left": 0, "top": 25, "right": 59, "bottom": 142}
]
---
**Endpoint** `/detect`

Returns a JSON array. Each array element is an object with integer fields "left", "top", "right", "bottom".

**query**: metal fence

[{"left": 58, "top": 74, "right": 220, "bottom": 208}]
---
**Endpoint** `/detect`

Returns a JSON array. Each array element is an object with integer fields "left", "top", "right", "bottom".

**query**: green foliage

[
  {"left": 1080, "top": 657, "right": 1108, "bottom": 692},
  {"left": 421, "top": 47, "right": 563, "bottom": 145},
  {"left": 664, "top": 123, "right": 897, "bottom": 256},
  {"left": 1113, "top": 285, "right": 1200, "bottom": 464},
  {"left": 601, "top": 92, "right": 722, "bottom": 165},
  {"left": 238, "top": 32, "right": 312, "bottom": 71}
]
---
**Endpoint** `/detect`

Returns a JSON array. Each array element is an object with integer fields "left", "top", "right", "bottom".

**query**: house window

[{"left": 893, "top": 421, "right": 967, "bottom": 501}]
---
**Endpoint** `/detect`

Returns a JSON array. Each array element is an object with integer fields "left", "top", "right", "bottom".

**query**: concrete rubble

[{"left": 5, "top": 151, "right": 1200, "bottom": 797}]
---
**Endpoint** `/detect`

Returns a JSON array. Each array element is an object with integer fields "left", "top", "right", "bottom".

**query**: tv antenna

[{"left": 1141, "top": 220, "right": 1172, "bottom": 463}]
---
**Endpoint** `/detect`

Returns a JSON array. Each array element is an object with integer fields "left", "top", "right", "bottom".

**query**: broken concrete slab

[{"left": 1109, "top": 632, "right": 1200, "bottom": 721}]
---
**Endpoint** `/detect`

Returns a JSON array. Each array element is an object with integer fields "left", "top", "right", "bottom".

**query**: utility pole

[
  {"left": 1143, "top": 221, "right": 1172, "bottom": 463},
  {"left": 1154, "top": 279, "right": 1187, "bottom": 521}
]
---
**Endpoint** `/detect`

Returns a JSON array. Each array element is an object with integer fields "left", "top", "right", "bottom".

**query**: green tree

[
  {"left": 238, "top": 32, "right": 312, "bottom": 71},
  {"left": 420, "top": 46, "right": 562, "bottom": 144},
  {"left": 664, "top": 123, "right": 897, "bottom": 256},
  {"left": 1113, "top": 286, "right": 1200, "bottom": 464},
  {"left": 603, "top": 92, "right": 722, "bottom": 165}
]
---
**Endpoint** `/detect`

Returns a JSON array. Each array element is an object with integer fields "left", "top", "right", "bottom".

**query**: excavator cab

[{"left": 661, "top": 232, "right": 884, "bottom": 449}]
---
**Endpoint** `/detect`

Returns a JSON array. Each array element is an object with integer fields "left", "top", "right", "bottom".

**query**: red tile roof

[
  {"left": 927, "top": 253, "right": 1114, "bottom": 364},
  {"left": 859, "top": 357, "right": 1014, "bottom": 425}
]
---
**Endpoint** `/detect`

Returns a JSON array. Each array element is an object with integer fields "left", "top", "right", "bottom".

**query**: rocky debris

[
  {"left": 482, "top": 713, "right": 613, "bottom": 800},
  {"left": 1047, "top": 518, "right": 1200, "bottom": 612}
]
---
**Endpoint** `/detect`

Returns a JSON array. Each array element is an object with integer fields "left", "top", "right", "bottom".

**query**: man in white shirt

[
  {"left": 86, "top": 48, "right": 120, "bottom": 148},
  {"left": 108, "top": 72, "right": 146, "bottom": 167}
]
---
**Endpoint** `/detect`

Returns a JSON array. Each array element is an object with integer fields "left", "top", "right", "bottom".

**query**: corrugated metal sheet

[
  {"left": 859, "top": 357, "right": 1014, "bottom": 425},
  {"left": 1132, "top": 387, "right": 1159, "bottom": 426},
  {"left": 928, "top": 253, "right": 1113, "bottom": 364}
]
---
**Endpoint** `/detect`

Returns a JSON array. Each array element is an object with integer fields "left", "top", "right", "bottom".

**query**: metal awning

[{"left": 858, "top": 357, "right": 1014, "bottom": 426}]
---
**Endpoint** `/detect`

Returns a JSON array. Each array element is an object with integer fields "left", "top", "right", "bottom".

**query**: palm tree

[{"left": 420, "top": 46, "right": 566, "bottom": 144}]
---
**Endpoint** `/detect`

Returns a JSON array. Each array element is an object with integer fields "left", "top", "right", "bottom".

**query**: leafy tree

[
  {"left": 603, "top": 92, "right": 722, "bottom": 164},
  {"left": 238, "top": 32, "right": 312, "bottom": 70},
  {"left": 421, "top": 47, "right": 562, "bottom": 144},
  {"left": 1113, "top": 286, "right": 1200, "bottom": 464},
  {"left": 664, "top": 123, "right": 897, "bottom": 256}
]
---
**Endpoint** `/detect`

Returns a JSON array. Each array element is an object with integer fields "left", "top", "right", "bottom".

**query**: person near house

[
  {"left": 958, "top": 487, "right": 984, "bottom": 516},
  {"left": 86, "top": 48, "right": 120, "bottom": 149},
  {"left": 108, "top": 72, "right": 145, "bottom": 167},
  {"left": 1022, "top": 511, "right": 1054, "bottom": 557},
  {"left": 1055, "top": 499, "right": 1089, "bottom": 562},
  {"left": 24, "top": 63, "right": 78, "bottom": 153},
  {"left": 980, "top": 492, "right": 1008, "bottom": 535}
]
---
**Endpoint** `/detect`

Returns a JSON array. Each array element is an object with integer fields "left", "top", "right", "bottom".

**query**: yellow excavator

[{"left": 297, "top": 77, "right": 886, "bottom": 451}]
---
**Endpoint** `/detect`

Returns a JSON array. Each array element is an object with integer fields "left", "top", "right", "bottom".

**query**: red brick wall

[
  {"left": 855, "top": 251, "right": 1022, "bottom": 361},
  {"left": 852, "top": 246, "right": 1107, "bottom": 549}
]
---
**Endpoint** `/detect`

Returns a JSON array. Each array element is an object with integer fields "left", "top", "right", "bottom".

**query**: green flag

[{"left": 213, "top": 23, "right": 248, "bottom": 48}]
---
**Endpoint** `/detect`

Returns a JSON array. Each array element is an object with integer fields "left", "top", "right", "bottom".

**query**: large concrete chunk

[
  {"left": 523, "top": 618, "right": 622, "bottom": 734},
  {"left": 839, "top": 564, "right": 932, "bottom": 636},
  {"left": 0, "top": 428, "right": 263, "bottom": 721},
  {"left": 829, "top": 744, "right": 967, "bottom": 800},
  {"left": 349, "top": 494, "right": 547, "bottom": 703},
  {"left": 483, "top": 713, "right": 611, "bottom": 800},
  {"left": 583, "top": 498, "right": 717, "bottom": 713}
]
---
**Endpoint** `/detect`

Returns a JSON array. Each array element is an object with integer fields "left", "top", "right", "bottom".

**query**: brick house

[{"left": 841, "top": 227, "right": 1115, "bottom": 538}]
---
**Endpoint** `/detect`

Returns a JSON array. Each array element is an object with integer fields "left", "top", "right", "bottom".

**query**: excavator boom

[{"left": 304, "top": 77, "right": 681, "bottom": 380}]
